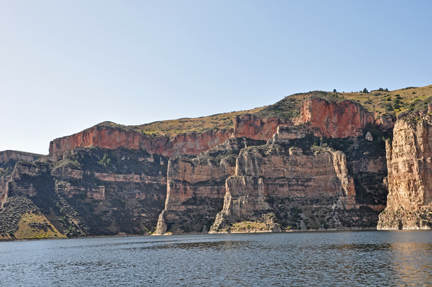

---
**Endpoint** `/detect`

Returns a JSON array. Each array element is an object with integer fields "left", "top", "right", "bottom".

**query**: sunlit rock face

[
  {"left": 297, "top": 97, "right": 375, "bottom": 138},
  {"left": 378, "top": 115, "right": 432, "bottom": 230},
  {"left": 2, "top": 93, "right": 397, "bottom": 238},
  {"left": 49, "top": 97, "right": 376, "bottom": 160},
  {"left": 49, "top": 125, "right": 234, "bottom": 158},
  {"left": 154, "top": 138, "right": 265, "bottom": 235},
  {"left": 210, "top": 144, "right": 359, "bottom": 233},
  {"left": 155, "top": 120, "right": 388, "bottom": 235}
]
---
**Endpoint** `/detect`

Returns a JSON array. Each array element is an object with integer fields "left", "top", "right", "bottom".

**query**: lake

[{"left": 0, "top": 231, "right": 431, "bottom": 286}]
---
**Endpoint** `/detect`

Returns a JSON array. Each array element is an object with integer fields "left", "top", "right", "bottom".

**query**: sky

[{"left": 1, "top": 1, "right": 432, "bottom": 154}]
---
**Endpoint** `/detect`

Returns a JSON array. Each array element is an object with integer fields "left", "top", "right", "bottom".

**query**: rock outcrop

[
  {"left": 378, "top": 115, "right": 432, "bottom": 230},
  {"left": 210, "top": 143, "right": 361, "bottom": 233},
  {"left": 49, "top": 124, "right": 233, "bottom": 158},
  {"left": 297, "top": 97, "right": 375, "bottom": 138},
  {"left": 5, "top": 89, "right": 415, "bottom": 239},
  {"left": 3, "top": 147, "right": 168, "bottom": 238},
  {"left": 155, "top": 119, "right": 388, "bottom": 235},
  {"left": 49, "top": 97, "right": 376, "bottom": 161},
  {"left": 233, "top": 114, "right": 285, "bottom": 141},
  {"left": 155, "top": 138, "right": 265, "bottom": 234}
]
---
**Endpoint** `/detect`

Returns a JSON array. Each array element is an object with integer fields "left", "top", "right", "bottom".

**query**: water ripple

[{"left": 0, "top": 231, "right": 432, "bottom": 286}]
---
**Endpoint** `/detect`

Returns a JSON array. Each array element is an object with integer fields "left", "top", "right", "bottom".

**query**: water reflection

[{"left": 388, "top": 236, "right": 432, "bottom": 286}]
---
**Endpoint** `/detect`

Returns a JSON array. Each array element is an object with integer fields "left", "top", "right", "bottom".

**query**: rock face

[
  {"left": 49, "top": 116, "right": 287, "bottom": 159},
  {"left": 297, "top": 97, "right": 374, "bottom": 138},
  {"left": 378, "top": 116, "right": 432, "bottom": 230},
  {"left": 2, "top": 92, "right": 400, "bottom": 239},
  {"left": 3, "top": 147, "right": 168, "bottom": 237},
  {"left": 155, "top": 120, "right": 388, "bottom": 234},
  {"left": 49, "top": 97, "right": 376, "bottom": 161},
  {"left": 155, "top": 138, "right": 265, "bottom": 234},
  {"left": 210, "top": 143, "right": 361, "bottom": 233},
  {"left": 233, "top": 114, "right": 284, "bottom": 141},
  {"left": 49, "top": 124, "right": 233, "bottom": 158}
]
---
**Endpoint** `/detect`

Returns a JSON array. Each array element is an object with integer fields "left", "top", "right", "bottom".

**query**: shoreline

[{"left": 2, "top": 227, "right": 432, "bottom": 242}]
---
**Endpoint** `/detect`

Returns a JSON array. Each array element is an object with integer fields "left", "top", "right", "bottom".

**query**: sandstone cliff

[
  {"left": 210, "top": 143, "right": 361, "bottom": 233},
  {"left": 10, "top": 86, "right": 430, "bottom": 239},
  {"left": 155, "top": 119, "right": 387, "bottom": 235},
  {"left": 296, "top": 97, "right": 375, "bottom": 138},
  {"left": 49, "top": 96, "right": 377, "bottom": 162},
  {"left": 155, "top": 138, "right": 265, "bottom": 234},
  {"left": 1, "top": 147, "right": 168, "bottom": 239},
  {"left": 49, "top": 123, "right": 233, "bottom": 158},
  {"left": 378, "top": 115, "right": 432, "bottom": 230}
]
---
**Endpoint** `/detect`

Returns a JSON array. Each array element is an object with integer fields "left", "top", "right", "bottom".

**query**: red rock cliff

[
  {"left": 297, "top": 97, "right": 374, "bottom": 138},
  {"left": 49, "top": 97, "right": 376, "bottom": 158},
  {"left": 233, "top": 114, "right": 285, "bottom": 140},
  {"left": 49, "top": 125, "right": 233, "bottom": 158}
]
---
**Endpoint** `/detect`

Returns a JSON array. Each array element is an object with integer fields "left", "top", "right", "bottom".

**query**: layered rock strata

[
  {"left": 210, "top": 144, "right": 360, "bottom": 233},
  {"left": 3, "top": 147, "right": 168, "bottom": 237},
  {"left": 156, "top": 120, "right": 388, "bottom": 234},
  {"left": 49, "top": 125, "right": 233, "bottom": 158},
  {"left": 378, "top": 115, "right": 432, "bottom": 230},
  {"left": 2, "top": 93, "right": 396, "bottom": 239},
  {"left": 49, "top": 97, "right": 376, "bottom": 160},
  {"left": 155, "top": 138, "right": 265, "bottom": 234}
]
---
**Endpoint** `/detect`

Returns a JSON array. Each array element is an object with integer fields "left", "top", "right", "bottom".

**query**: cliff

[
  {"left": 7, "top": 85, "right": 432, "bottom": 239},
  {"left": 49, "top": 124, "right": 233, "bottom": 158},
  {"left": 155, "top": 120, "right": 388, "bottom": 235},
  {"left": 378, "top": 115, "right": 432, "bottom": 230},
  {"left": 49, "top": 95, "right": 377, "bottom": 161},
  {"left": 155, "top": 138, "right": 265, "bottom": 234},
  {"left": 210, "top": 139, "right": 378, "bottom": 233},
  {"left": 297, "top": 97, "right": 375, "bottom": 138},
  {"left": 49, "top": 116, "right": 282, "bottom": 158},
  {"left": 0, "top": 147, "right": 167, "bottom": 240}
]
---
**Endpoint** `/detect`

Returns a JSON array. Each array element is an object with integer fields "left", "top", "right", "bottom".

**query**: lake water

[{"left": 0, "top": 231, "right": 431, "bottom": 286}]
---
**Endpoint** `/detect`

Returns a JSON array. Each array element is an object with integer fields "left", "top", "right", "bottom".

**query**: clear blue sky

[{"left": 1, "top": 1, "right": 432, "bottom": 154}]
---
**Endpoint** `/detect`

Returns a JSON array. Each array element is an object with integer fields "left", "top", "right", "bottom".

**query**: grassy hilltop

[{"left": 97, "top": 84, "right": 432, "bottom": 138}]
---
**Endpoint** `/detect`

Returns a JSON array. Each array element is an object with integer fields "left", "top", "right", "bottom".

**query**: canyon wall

[
  {"left": 1, "top": 94, "right": 398, "bottom": 239},
  {"left": 49, "top": 98, "right": 376, "bottom": 160},
  {"left": 155, "top": 138, "right": 265, "bottom": 234},
  {"left": 3, "top": 147, "right": 168, "bottom": 238},
  {"left": 378, "top": 115, "right": 432, "bottom": 230},
  {"left": 155, "top": 119, "right": 387, "bottom": 235},
  {"left": 48, "top": 117, "right": 282, "bottom": 158},
  {"left": 210, "top": 143, "right": 364, "bottom": 233}
]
